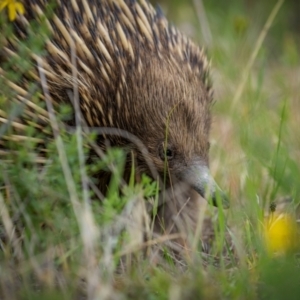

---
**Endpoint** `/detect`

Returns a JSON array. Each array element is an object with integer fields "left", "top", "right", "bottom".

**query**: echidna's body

[{"left": 0, "top": 0, "right": 228, "bottom": 242}]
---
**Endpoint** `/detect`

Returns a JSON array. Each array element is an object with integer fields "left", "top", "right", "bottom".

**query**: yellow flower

[
  {"left": 0, "top": 0, "right": 24, "bottom": 21},
  {"left": 264, "top": 213, "right": 299, "bottom": 254}
]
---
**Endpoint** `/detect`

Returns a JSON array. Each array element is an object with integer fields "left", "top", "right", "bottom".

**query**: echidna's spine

[{"left": 0, "top": 0, "right": 211, "bottom": 150}]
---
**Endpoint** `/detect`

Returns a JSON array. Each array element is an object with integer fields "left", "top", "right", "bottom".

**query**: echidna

[{"left": 0, "top": 0, "right": 229, "bottom": 239}]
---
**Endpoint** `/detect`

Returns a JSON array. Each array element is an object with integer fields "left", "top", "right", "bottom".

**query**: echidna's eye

[
  {"left": 165, "top": 149, "right": 173, "bottom": 158},
  {"left": 158, "top": 143, "right": 174, "bottom": 161}
]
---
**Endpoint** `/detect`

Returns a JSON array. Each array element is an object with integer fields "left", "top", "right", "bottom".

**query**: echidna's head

[{"left": 116, "top": 54, "right": 229, "bottom": 208}]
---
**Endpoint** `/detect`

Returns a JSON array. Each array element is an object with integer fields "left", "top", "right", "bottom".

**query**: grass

[{"left": 1, "top": 0, "right": 300, "bottom": 299}]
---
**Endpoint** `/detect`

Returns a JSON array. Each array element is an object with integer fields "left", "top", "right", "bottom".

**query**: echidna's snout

[{"left": 179, "top": 164, "right": 230, "bottom": 208}]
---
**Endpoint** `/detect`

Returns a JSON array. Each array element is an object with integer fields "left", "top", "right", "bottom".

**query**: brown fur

[{"left": 1, "top": 0, "right": 221, "bottom": 256}]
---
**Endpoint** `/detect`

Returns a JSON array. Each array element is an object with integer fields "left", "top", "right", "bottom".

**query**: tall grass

[{"left": 0, "top": 0, "right": 300, "bottom": 299}]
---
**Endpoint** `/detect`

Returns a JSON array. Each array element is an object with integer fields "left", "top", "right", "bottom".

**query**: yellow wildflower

[
  {"left": 0, "top": 0, "right": 24, "bottom": 21},
  {"left": 264, "top": 213, "right": 298, "bottom": 254}
]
